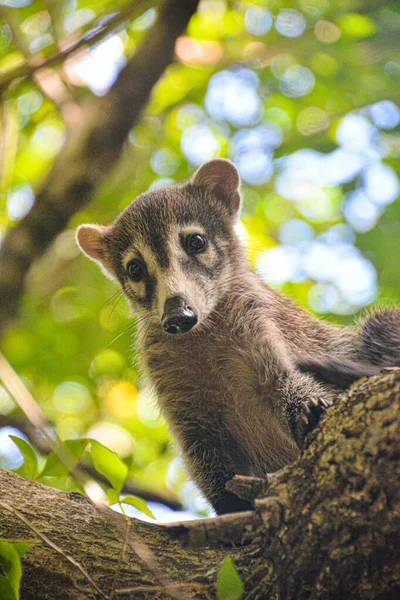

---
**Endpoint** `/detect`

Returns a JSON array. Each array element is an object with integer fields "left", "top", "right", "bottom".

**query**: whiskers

[
  {"left": 101, "top": 290, "right": 158, "bottom": 350},
  {"left": 101, "top": 289, "right": 124, "bottom": 310}
]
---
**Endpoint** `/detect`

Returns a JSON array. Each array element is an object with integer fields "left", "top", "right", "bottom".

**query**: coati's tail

[
  {"left": 298, "top": 309, "right": 400, "bottom": 389},
  {"left": 297, "top": 357, "right": 381, "bottom": 390},
  {"left": 358, "top": 309, "right": 400, "bottom": 367}
]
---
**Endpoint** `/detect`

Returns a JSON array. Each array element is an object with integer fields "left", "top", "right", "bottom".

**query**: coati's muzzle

[{"left": 162, "top": 296, "right": 198, "bottom": 335}]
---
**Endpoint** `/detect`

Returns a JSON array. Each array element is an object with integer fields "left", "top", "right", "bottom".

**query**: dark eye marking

[
  {"left": 127, "top": 258, "right": 146, "bottom": 282},
  {"left": 183, "top": 233, "right": 207, "bottom": 255}
]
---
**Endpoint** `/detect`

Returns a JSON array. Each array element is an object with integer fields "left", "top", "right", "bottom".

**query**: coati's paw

[{"left": 299, "top": 396, "right": 331, "bottom": 435}]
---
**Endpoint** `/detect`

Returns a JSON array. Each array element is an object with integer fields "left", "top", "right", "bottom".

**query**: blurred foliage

[{"left": 0, "top": 0, "right": 399, "bottom": 517}]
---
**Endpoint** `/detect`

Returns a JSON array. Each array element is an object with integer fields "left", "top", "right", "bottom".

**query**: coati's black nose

[{"left": 162, "top": 296, "right": 198, "bottom": 334}]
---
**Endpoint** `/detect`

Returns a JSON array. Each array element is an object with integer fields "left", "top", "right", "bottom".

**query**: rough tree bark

[
  {"left": 0, "top": 370, "right": 399, "bottom": 600},
  {"left": 0, "top": 0, "right": 200, "bottom": 337}
]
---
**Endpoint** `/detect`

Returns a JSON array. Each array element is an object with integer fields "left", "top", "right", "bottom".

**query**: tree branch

[
  {"left": 0, "top": 0, "right": 200, "bottom": 337},
  {"left": 0, "top": 371, "right": 398, "bottom": 599}
]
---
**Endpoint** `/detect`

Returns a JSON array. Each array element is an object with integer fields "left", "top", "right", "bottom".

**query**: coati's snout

[{"left": 162, "top": 296, "right": 198, "bottom": 334}]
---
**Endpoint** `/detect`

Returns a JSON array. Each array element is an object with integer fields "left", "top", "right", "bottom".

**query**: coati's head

[{"left": 76, "top": 159, "right": 245, "bottom": 334}]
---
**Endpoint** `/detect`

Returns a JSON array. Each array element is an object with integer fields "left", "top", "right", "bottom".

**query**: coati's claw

[
  {"left": 300, "top": 396, "right": 330, "bottom": 434},
  {"left": 319, "top": 397, "right": 331, "bottom": 409},
  {"left": 301, "top": 413, "right": 309, "bottom": 425}
]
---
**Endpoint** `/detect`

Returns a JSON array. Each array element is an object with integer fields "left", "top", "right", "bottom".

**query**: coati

[{"left": 76, "top": 159, "right": 399, "bottom": 515}]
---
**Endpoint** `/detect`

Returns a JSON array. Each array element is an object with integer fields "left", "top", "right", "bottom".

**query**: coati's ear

[
  {"left": 76, "top": 224, "right": 115, "bottom": 280},
  {"left": 192, "top": 159, "right": 241, "bottom": 215}
]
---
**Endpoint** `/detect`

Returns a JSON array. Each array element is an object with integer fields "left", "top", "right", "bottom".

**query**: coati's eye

[
  {"left": 184, "top": 234, "right": 207, "bottom": 255},
  {"left": 127, "top": 259, "right": 145, "bottom": 281}
]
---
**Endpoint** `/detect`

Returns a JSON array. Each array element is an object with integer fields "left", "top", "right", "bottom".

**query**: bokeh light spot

[
  {"left": 279, "top": 65, "right": 315, "bottom": 98},
  {"left": 64, "top": 8, "right": 95, "bottom": 33},
  {"left": 245, "top": 6, "right": 273, "bottom": 36},
  {"left": 297, "top": 107, "right": 329, "bottom": 136},
  {"left": 87, "top": 422, "right": 133, "bottom": 458},
  {"left": 369, "top": 100, "right": 400, "bottom": 130},
  {"left": 344, "top": 190, "right": 380, "bottom": 233},
  {"left": 91, "top": 350, "right": 125, "bottom": 378},
  {"left": 181, "top": 124, "right": 220, "bottom": 166},
  {"left": 151, "top": 148, "right": 180, "bottom": 176},
  {"left": 7, "top": 184, "right": 35, "bottom": 221},
  {"left": 137, "top": 389, "right": 160, "bottom": 428},
  {"left": 107, "top": 381, "right": 138, "bottom": 419},
  {"left": 364, "top": 163, "right": 399, "bottom": 206},
  {"left": 17, "top": 90, "right": 43, "bottom": 116},
  {"left": 53, "top": 381, "right": 92, "bottom": 414},
  {"left": 0, "top": 429, "right": 27, "bottom": 470},
  {"left": 234, "top": 151, "right": 273, "bottom": 185},
  {"left": 314, "top": 20, "right": 341, "bottom": 43},
  {"left": 275, "top": 10, "right": 307, "bottom": 38},
  {"left": 257, "top": 246, "right": 300, "bottom": 286},
  {"left": 205, "top": 69, "right": 261, "bottom": 126},
  {"left": 31, "top": 121, "right": 65, "bottom": 158},
  {"left": 279, "top": 219, "right": 314, "bottom": 246},
  {"left": 336, "top": 114, "right": 376, "bottom": 151}
]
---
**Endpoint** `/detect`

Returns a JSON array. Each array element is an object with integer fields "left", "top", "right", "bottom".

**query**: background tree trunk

[
  {"left": 0, "top": 0, "right": 200, "bottom": 338},
  {"left": 1, "top": 370, "right": 399, "bottom": 600}
]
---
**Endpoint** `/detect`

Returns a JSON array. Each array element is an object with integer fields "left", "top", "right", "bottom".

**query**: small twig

[
  {"left": 0, "top": 500, "right": 108, "bottom": 599},
  {"left": 109, "top": 515, "right": 131, "bottom": 600},
  {"left": 0, "top": 6, "right": 77, "bottom": 110},
  {"left": 0, "top": 97, "right": 18, "bottom": 234},
  {"left": 115, "top": 583, "right": 208, "bottom": 595},
  {"left": 0, "top": 352, "right": 48, "bottom": 430}
]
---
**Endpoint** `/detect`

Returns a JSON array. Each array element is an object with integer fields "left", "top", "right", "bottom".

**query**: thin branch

[
  {"left": 0, "top": 0, "right": 154, "bottom": 92},
  {"left": 115, "top": 583, "right": 208, "bottom": 595},
  {"left": 0, "top": 352, "right": 48, "bottom": 429}
]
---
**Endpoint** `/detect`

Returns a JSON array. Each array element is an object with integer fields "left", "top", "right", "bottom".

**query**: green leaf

[
  {"left": 0, "top": 542, "right": 23, "bottom": 600},
  {"left": 107, "top": 488, "right": 119, "bottom": 505},
  {"left": 10, "top": 436, "right": 38, "bottom": 480},
  {"left": 217, "top": 557, "right": 244, "bottom": 600},
  {"left": 121, "top": 495, "right": 155, "bottom": 519},
  {"left": 88, "top": 440, "right": 128, "bottom": 495},
  {"left": 40, "top": 439, "right": 89, "bottom": 478},
  {"left": 0, "top": 576, "right": 17, "bottom": 600}
]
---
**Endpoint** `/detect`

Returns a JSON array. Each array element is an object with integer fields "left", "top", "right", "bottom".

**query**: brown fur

[{"left": 76, "top": 159, "right": 399, "bottom": 515}]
